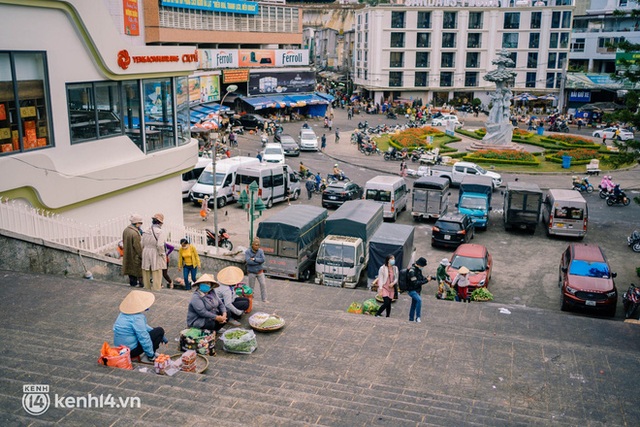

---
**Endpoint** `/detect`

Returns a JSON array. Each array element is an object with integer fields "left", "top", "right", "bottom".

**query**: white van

[
  {"left": 189, "top": 156, "right": 260, "bottom": 208},
  {"left": 181, "top": 157, "right": 211, "bottom": 200},
  {"left": 364, "top": 175, "right": 409, "bottom": 222},
  {"left": 541, "top": 189, "right": 588, "bottom": 238},
  {"left": 234, "top": 163, "right": 301, "bottom": 208},
  {"left": 299, "top": 129, "right": 319, "bottom": 151}
]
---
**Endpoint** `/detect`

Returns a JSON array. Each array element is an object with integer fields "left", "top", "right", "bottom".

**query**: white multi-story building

[{"left": 353, "top": 0, "right": 575, "bottom": 106}]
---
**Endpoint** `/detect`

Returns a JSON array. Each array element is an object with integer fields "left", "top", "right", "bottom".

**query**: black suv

[
  {"left": 322, "top": 181, "right": 363, "bottom": 208},
  {"left": 431, "top": 212, "right": 475, "bottom": 248},
  {"left": 236, "top": 114, "right": 269, "bottom": 130}
]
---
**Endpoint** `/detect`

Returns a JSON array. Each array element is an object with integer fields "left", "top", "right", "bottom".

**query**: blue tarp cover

[{"left": 257, "top": 205, "right": 328, "bottom": 247}]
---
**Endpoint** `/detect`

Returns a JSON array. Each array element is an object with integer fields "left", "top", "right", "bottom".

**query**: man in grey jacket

[{"left": 245, "top": 238, "right": 268, "bottom": 303}]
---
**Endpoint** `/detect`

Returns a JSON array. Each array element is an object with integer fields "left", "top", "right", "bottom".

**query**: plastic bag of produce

[
  {"left": 347, "top": 302, "right": 363, "bottom": 314},
  {"left": 362, "top": 298, "right": 381, "bottom": 315},
  {"left": 220, "top": 328, "right": 257, "bottom": 354},
  {"left": 97, "top": 342, "right": 133, "bottom": 370},
  {"left": 179, "top": 328, "right": 216, "bottom": 356},
  {"left": 235, "top": 283, "right": 253, "bottom": 297},
  {"left": 471, "top": 288, "right": 494, "bottom": 302}
]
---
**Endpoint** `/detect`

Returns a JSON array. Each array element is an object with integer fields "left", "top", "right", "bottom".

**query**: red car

[
  {"left": 446, "top": 243, "right": 493, "bottom": 290},
  {"left": 559, "top": 244, "right": 617, "bottom": 316}
]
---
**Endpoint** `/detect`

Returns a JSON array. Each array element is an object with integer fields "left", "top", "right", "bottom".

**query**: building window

[
  {"left": 508, "top": 52, "right": 517, "bottom": 68},
  {"left": 391, "top": 11, "right": 405, "bottom": 28},
  {"left": 529, "top": 33, "right": 540, "bottom": 49},
  {"left": 390, "top": 32, "right": 405, "bottom": 48},
  {"left": 558, "top": 52, "right": 567, "bottom": 69},
  {"left": 417, "top": 11, "right": 431, "bottom": 29},
  {"left": 417, "top": 33, "right": 431, "bottom": 48},
  {"left": 357, "top": 50, "right": 362, "bottom": 61},
  {"left": 466, "top": 52, "right": 479, "bottom": 68},
  {"left": 121, "top": 80, "right": 142, "bottom": 151},
  {"left": 572, "top": 38, "right": 585, "bottom": 52},
  {"left": 559, "top": 32, "right": 570, "bottom": 49},
  {"left": 526, "top": 72, "right": 536, "bottom": 88},
  {"left": 68, "top": 82, "right": 124, "bottom": 145},
  {"left": 416, "top": 52, "right": 430, "bottom": 68},
  {"left": 442, "top": 33, "right": 456, "bottom": 48},
  {"left": 467, "top": 33, "right": 481, "bottom": 49},
  {"left": 441, "top": 52, "right": 455, "bottom": 68},
  {"left": 364, "top": 70, "right": 368, "bottom": 80},
  {"left": 504, "top": 13, "right": 520, "bottom": 29},
  {"left": 142, "top": 79, "right": 174, "bottom": 152},
  {"left": 390, "top": 52, "right": 404, "bottom": 68},
  {"left": 443, "top": 12, "right": 457, "bottom": 29},
  {"left": 549, "top": 33, "right": 558, "bottom": 49},
  {"left": 548, "top": 52, "right": 557, "bottom": 69},
  {"left": 546, "top": 73, "right": 555, "bottom": 89},
  {"left": 389, "top": 71, "right": 403, "bottom": 87},
  {"left": 0, "top": 52, "right": 53, "bottom": 155},
  {"left": 527, "top": 52, "right": 538, "bottom": 68},
  {"left": 531, "top": 12, "right": 541, "bottom": 29},
  {"left": 551, "top": 11, "right": 561, "bottom": 28},
  {"left": 440, "top": 72, "right": 453, "bottom": 87},
  {"left": 415, "top": 72, "right": 428, "bottom": 87},
  {"left": 562, "top": 11, "right": 572, "bottom": 28},
  {"left": 598, "top": 37, "right": 623, "bottom": 52},
  {"left": 175, "top": 77, "right": 189, "bottom": 147},
  {"left": 469, "top": 12, "right": 483, "bottom": 29},
  {"left": 502, "top": 33, "right": 519, "bottom": 49},
  {"left": 465, "top": 72, "right": 478, "bottom": 87}
]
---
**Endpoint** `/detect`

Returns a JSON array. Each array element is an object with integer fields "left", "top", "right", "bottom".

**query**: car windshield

[
  {"left": 197, "top": 171, "right": 224, "bottom": 186},
  {"left": 366, "top": 189, "right": 391, "bottom": 202},
  {"left": 476, "top": 165, "right": 487, "bottom": 174},
  {"left": 569, "top": 260, "right": 610, "bottom": 278},
  {"left": 264, "top": 148, "right": 282, "bottom": 155},
  {"left": 460, "top": 197, "right": 486, "bottom": 210},
  {"left": 436, "top": 221, "right": 462, "bottom": 232},
  {"left": 317, "top": 243, "right": 355, "bottom": 268},
  {"left": 451, "top": 255, "right": 486, "bottom": 271}
]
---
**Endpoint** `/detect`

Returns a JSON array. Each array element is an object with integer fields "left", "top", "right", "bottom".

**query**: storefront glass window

[
  {"left": 143, "top": 78, "right": 174, "bottom": 152},
  {"left": 176, "top": 76, "right": 189, "bottom": 146},
  {"left": 0, "top": 51, "right": 52, "bottom": 155},
  {"left": 122, "top": 80, "right": 143, "bottom": 152}
]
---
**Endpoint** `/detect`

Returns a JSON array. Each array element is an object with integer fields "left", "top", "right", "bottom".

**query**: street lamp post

[
  {"left": 212, "top": 84, "right": 238, "bottom": 249},
  {"left": 238, "top": 181, "right": 266, "bottom": 245}
]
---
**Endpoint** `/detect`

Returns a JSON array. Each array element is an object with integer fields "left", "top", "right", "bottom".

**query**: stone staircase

[{"left": 0, "top": 271, "right": 638, "bottom": 426}]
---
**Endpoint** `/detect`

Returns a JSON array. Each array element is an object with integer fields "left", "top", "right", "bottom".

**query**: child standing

[{"left": 200, "top": 196, "right": 210, "bottom": 221}]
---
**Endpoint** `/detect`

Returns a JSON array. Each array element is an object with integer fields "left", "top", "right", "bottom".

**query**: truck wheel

[{"left": 300, "top": 269, "right": 311, "bottom": 282}]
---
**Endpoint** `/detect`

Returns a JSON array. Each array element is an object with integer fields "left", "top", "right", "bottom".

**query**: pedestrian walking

[
  {"left": 305, "top": 179, "right": 315, "bottom": 200},
  {"left": 451, "top": 266, "right": 471, "bottom": 303},
  {"left": 162, "top": 242, "right": 175, "bottom": 289},
  {"left": 335, "top": 128, "right": 340, "bottom": 143},
  {"left": 141, "top": 213, "right": 167, "bottom": 291},
  {"left": 328, "top": 118, "right": 333, "bottom": 131},
  {"left": 406, "top": 257, "right": 430, "bottom": 323},
  {"left": 347, "top": 107, "right": 353, "bottom": 120},
  {"left": 178, "top": 238, "right": 200, "bottom": 290},
  {"left": 375, "top": 255, "right": 398, "bottom": 318},
  {"left": 245, "top": 238, "right": 268, "bottom": 303},
  {"left": 321, "top": 134, "right": 327, "bottom": 151},
  {"left": 400, "top": 159, "right": 408, "bottom": 177},
  {"left": 200, "top": 195, "right": 210, "bottom": 221},
  {"left": 122, "top": 214, "right": 144, "bottom": 288}
]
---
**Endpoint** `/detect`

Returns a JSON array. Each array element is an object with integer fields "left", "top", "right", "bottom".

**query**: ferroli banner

[
  {"left": 199, "top": 49, "right": 309, "bottom": 69},
  {"left": 248, "top": 71, "right": 316, "bottom": 96}
]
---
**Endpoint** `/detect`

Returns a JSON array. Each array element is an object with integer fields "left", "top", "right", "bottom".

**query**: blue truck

[{"left": 456, "top": 176, "right": 493, "bottom": 230}]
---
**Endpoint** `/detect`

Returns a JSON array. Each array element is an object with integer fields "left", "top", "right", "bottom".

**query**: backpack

[{"left": 398, "top": 268, "right": 409, "bottom": 292}]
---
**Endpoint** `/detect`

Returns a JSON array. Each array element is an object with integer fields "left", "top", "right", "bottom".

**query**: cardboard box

[
  {"left": 23, "top": 120, "right": 36, "bottom": 130},
  {"left": 37, "top": 138, "right": 47, "bottom": 147},
  {"left": 24, "top": 139, "right": 37, "bottom": 150},
  {"left": 1, "top": 143, "right": 12, "bottom": 153},
  {"left": 0, "top": 127, "right": 10, "bottom": 140}
]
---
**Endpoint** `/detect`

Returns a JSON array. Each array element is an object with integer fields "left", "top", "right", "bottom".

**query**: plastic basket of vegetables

[
  {"left": 219, "top": 328, "right": 258, "bottom": 354},
  {"left": 249, "top": 312, "right": 285, "bottom": 332},
  {"left": 471, "top": 288, "right": 494, "bottom": 302}
]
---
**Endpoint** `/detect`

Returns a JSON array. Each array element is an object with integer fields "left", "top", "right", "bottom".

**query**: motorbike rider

[
  {"left": 330, "top": 164, "right": 344, "bottom": 181},
  {"left": 299, "top": 162, "right": 311, "bottom": 178},
  {"left": 600, "top": 175, "right": 614, "bottom": 192},
  {"left": 315, "top": 172, "right": 322, "bottom": 191},
  {"left": 613, "top": 184, "right": 623, "bottom": 201}
]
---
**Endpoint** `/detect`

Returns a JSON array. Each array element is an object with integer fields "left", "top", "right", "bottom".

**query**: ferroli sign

[{"left": 199, "top": 49, "right": 309, "bottom": 69}]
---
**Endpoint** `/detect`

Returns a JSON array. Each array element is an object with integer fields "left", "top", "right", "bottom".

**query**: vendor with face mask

[{"left": 187, "top": 274, "right": 227, "bottom": 332}]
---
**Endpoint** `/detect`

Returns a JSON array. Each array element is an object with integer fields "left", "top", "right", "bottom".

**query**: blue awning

[
  {"left": 240, "top": 93, "right": 332, "bottom": 110},
  {"left": 315, "top": 92, "right": 335, "bottom": 102},
  {"left": 201, "top": 102, "right": 230, "bottom": 112},
  {"left": 190, "top": 110, "right": 209, "bottom": 123}
]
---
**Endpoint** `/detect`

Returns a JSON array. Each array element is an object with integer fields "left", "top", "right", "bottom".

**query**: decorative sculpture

[{"left": 482, "top": 50, "right": 517, "bottom": 146}]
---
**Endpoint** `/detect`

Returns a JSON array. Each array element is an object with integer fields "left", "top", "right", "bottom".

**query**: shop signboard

[
  {"left": 199, "top": 49, "right": 309, "bottom": 69},
  {"left": 160, "top": 0, "right": 258, "bottom": 15},
  {"left": 123, "top": 0, "right": 140, "bottom": 36},
  {"left": 199, "top": 75, "right": 220, "bottom": 103},
  {"left": 248, "top": 71, "right": 316, "bottom": 96},
  {"left": 239, "top": 50, "right": 276, "bottom": 67},
  {"left": 568, "top": 91, "right": 591, "bottom": 103},
  {"left": 188, "top": 77, "right": 201, "bottom": 105},
  {"left": 223, "top": 69, "right": 250, "bottom": 84},
  {"left": 200, "top": 50, "right": 238, "bottom": 69}
]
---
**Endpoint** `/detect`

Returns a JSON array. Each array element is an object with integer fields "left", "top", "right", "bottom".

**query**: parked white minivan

[
  {"left": 234, "top": 163, "right": 301, "bottom": 208},
  {"left": 189, "top": 156, "right": 260, "bottom": 208},
  {"left": 299, "top": 129, "right": 319, "bottom": 151},
  {"left": 181, "top": 157, "right": 211, "bottom": 200},
  {"left": 541, "top": 189, "right": 588, "bottom": 238},
  {"left": 364, "top": 175, "right": 409, "bottom": 222}
]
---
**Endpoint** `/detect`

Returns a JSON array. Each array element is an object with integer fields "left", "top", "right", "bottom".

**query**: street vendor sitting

[
  {"left": 215, "top": 266, "right": 250, "bottom": 327},
  {"left": 187, "top": 274, "right": 227, "bottom": 332},
  {"left": 113, "top": 290, "right": 166, "bottom": 361}
]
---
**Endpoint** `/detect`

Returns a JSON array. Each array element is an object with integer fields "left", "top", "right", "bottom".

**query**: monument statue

[{"left": 482, "top": 50, "right": 517, "bottom": 146}]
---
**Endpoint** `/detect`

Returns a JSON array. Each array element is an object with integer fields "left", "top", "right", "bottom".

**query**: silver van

[
  {"left": 234, "top": 163, "right": 301, "bottom": 208},
  {"left": 189, "top": 156, "right": 260, "bottom": 208},
  {"left": 541, "top": 189, "right": 588, "bottom": 238},
  {"left": 364, "top": 175, "right": 409, "bottom": 222},
  {"left": 181, "top": 157, "right": 211, "bottom": 200}
]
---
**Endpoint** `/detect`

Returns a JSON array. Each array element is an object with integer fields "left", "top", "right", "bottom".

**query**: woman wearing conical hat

[{"left": 113, "top": 290, "right": 166, "bottom": 361}]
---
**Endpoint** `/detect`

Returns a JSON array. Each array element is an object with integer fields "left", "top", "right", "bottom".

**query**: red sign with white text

[{"left": 123, "top": 0, "right": 140, "bottom": 36}]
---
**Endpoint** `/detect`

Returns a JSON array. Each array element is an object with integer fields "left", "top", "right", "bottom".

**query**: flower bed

[
  {"left": 465, "top": 149, "right": 540, "bottom": 165},
  {"left": 545, "top": 148, "right": 599, "bottom": 165},
  {"left": 390, "top": 126, "right": 445, "bottom": 148}
]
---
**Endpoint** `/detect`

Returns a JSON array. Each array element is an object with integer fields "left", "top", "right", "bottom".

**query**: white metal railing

[{"left": 0, "top": 198, "right": 208, "bottom": 254}]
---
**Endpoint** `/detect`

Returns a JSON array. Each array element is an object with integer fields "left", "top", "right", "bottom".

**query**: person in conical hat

[
  {"left": 214, "top": 266, "right": 250, "bottom": 326},
  {"left": 187, "top": 274, "right": 227, "bottom": 332},
  {"left": 113, "top": 290, "right": 166, "bottom": 361},
  {"left": 451, "top": 266, "right": 471, "bottom": 303}
]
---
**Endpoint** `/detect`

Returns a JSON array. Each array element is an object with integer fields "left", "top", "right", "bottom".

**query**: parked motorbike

[
  {"left": 357, "top": 121, "right": 369, "bottom": 130},
  {"left": 628, "top": 230, "right": 640, "bottom": 252},
  {"left": 205, "top": 228, "right": 233, "bottom": 250},
  {"left": 386, "top": 111, "right": 398, "bottom": 120},
  {"left": 572, "top": 177, "right": 594, "bottom": 193},
  {"left": 260, "top": 134, "right": 268, "bottom": 147},
  {"left": 360, "top": 141, "right": 380, "bottom": 156},
  {"left": 622, "top": 284, "right": 640, "bottom": 319},
  {"left": 327, "top": 172, "right": 350, "bottom": 182},
  {"left": 548, "top": 121, "right": 570, "bottom": 132},
  {"left": 606, "top": 190, "right": 631, "bottom": 206},
  {"left": 410, "top": 148, "right": 426, "bottom": 162},
  {"left": 383, "top": 148, "right": 407, "bottom": 162}
]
